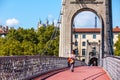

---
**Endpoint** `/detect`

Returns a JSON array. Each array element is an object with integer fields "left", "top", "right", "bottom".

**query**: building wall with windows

[{"left": 73, "top": 27, "right": 120, "bottom": 60}]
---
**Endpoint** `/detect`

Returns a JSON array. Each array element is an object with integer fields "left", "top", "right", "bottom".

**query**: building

[
  {"left": 73, "top": 26, "right": 120, "bottom": 61},
  {"left": 0, "top": 25, "right": 9, "bottom": 37},
  {"left": 37, "top": 19, "right": 52, "bottom": 29},
  {"left": 37, "top": 19, "right": 43, "bottom": 28}
]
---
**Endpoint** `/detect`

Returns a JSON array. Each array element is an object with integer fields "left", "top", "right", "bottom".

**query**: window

[
  {"left": 74, "top": 49, "right": 78, "bottom": 55},
  {"left": 93, "top": 34, "right": 96, "bottom": 39},
  {"left": 82, "top": 41, "right": 86, "bottom": 46},
  {"left": 82, "top": 34, "right": 86, "bottom": 39},
  {"left": 74, "top": 34, "right": 78, "bottom": 38},
  {"left": 82, "top": 49, "right": 86, "bottom": 56},
  {"left": 75, "top": 41, "right": 78, "bottom": 46}
]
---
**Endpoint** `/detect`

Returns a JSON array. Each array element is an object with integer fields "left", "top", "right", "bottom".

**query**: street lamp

[{"left": 98, "top": 40, "right": 102, "bottom": 66}]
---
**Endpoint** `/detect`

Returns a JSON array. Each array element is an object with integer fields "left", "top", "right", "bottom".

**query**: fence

[
  {"left": 0, "top": 55, "right": 85, "bottom": 80},
  {"left": 103, "top": 56, "right": 120, "bottom": 80}
]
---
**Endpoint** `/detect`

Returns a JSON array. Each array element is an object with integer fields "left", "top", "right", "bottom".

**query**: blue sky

[
  {"left": 0, "top": 0, "right": 120, "bottom": 29},
  {"left": 0, "top": 0, "right": 61, "bottom": 29}
]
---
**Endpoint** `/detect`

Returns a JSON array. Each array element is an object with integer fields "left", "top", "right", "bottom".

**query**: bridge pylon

[{"left": 59, "top": 0, "right": 113, "bottom": 58}]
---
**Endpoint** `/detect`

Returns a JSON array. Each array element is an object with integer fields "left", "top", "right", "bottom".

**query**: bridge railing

[
  {"left": 103, "top": 56, "right": 120, "bottom": 80},
  {"left": 0, "top": 55, "right": 85, "bottom": 80}
]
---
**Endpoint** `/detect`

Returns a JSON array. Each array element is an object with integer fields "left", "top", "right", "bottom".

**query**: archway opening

[
  {"left": 74, "top": 11, "right": 100, "bottom": 28},
  {"left": 72, "top": 11, "right": 101, "bottom": 65}
]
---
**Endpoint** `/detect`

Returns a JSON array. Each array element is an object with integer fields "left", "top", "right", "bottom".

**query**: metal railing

[
  {"left": 0, "top": 55, "right": 85, "bottom": 80},
  {"left": 103, "top": 56, "right": 120, "bottom": 80}
]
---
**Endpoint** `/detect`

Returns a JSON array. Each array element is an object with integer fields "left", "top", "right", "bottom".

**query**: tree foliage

[
  {"left": 0, "top": 25, "right": 59, "bottom": 56},
  {"left": 114, "top": 34, "right": 120, "bottom": 56}
]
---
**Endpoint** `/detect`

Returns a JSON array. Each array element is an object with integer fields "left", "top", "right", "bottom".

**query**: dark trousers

[
  {"left": 68, "top": 62, "right": 70, "bottom": 67},
  {"left": 70, "top": 63, "right": 74, "bottom": 72}
]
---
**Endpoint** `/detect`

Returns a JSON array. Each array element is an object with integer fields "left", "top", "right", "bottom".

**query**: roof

[
  {"left": 0, "top": 29, "right": 8, "bottom": 35},
  {"left": 74, "top": 27, "right": 120, "bottom": 33}
]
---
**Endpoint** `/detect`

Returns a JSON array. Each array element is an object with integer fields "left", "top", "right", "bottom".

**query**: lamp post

[
  {"left": 98, "top": 40, "right": 102, "bottom": 66},
  {"left": 85, "top": 40, "right": 89, "bottom": 64}
]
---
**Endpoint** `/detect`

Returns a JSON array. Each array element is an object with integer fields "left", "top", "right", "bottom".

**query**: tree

[
  {"left": 0, "top": 37, "right": 7, "bottom": 56},
  {"left": 0, "top": 25, "right": 60, "bottom": 56},
  {"left": 21, "top": 40, "right": 35, "bottom": 55},
  {"left": 114, "top": 34, "right": 120, "bottom": 56},
  {"left": 1, "top": 39, "right": 22, "bottom": 56},
  {"left": 37, "top": 25, "right": 59, "bottom": 56}
]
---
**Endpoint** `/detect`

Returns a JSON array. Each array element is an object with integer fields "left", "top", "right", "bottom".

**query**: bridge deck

[{"left": 35, "top": 66, "right": 111, "bottom": 80}]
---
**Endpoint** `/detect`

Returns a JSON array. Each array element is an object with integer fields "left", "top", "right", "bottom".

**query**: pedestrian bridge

[
  {"left": 0, "top": 56, "right": 120, "bottom": 80},
  {"left": 39, "top": 66, "right": 110, "bottom": 80}
]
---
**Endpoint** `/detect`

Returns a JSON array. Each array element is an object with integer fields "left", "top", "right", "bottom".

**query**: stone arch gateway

[{"left": 59, "top": 0, "right": 113, "bottom": 57}]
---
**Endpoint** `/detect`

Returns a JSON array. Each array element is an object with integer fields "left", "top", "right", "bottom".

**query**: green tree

[
  {"left": 0, "top": 37, "right": 7, "bottom": 56},
  {"left": 114, "top": 34, "right": 120, "bottom": 56},
  {"left": 1, "top": 39, "right": 22, "bottom": 56},
  {"left": 39, "top": 25, "right": 59, "bottom": 56},
  {"left": 6, "top": 28, "right": 17, "bottom": 40},
  {"left": 0, "top": 25, "right": 59, "bottom": 56},
  {"left": 37, "top": 26, "right": 46, "bottom": 55},
  {"left": 37, "top": 25, "right": 59, "bottom": 56},
  {"left": 21, "top": 40, "right": 35, "bottom": 55}
]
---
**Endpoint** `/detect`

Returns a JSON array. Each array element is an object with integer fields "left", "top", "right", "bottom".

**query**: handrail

[{"left": 103, "top": 56, "right": 120, "bottom": 80}]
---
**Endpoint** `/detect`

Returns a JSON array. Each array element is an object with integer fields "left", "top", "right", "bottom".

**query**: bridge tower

[{"left": 59, "top": 0, "right": 113, "bottom": 58}]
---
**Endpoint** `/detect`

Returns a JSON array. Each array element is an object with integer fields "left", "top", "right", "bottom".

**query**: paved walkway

[{"left": 46, "top": 66, "right": 111, "bottom": 80}]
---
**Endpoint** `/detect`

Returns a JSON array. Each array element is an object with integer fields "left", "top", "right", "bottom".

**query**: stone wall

[{"left": 0, "top": 56, "right": 85, "bottom": 80}]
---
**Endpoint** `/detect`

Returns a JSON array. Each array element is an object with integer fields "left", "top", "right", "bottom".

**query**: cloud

[
  {"left": 74, "top": 11, "right": 100, "bottom": 28},
  {"left": 6, "top": 18, "right": 19, "bottom": 27}
]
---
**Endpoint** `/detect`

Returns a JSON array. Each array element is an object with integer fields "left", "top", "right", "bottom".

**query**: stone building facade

[{"left": 73, "top": 26, "right": 120, "bottom": 61}]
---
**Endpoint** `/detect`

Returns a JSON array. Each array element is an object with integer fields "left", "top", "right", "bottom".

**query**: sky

[{"left": 0, "top": 0, "right": 120, "bottom": 29}]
